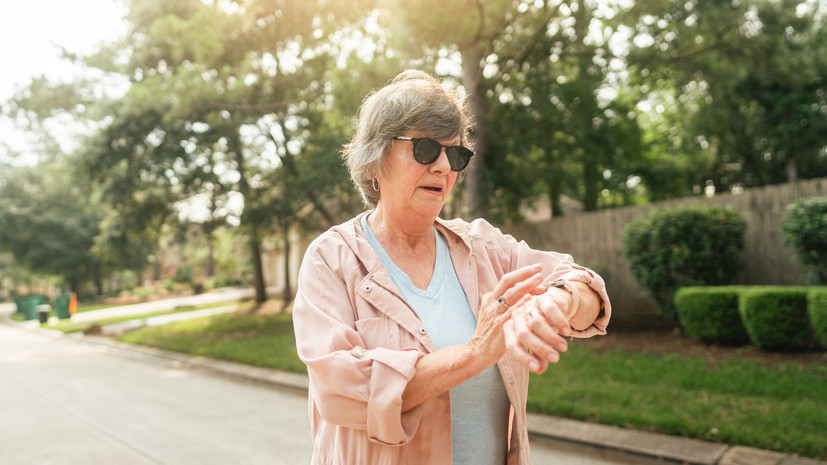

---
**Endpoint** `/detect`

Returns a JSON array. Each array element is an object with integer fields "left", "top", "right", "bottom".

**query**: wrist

[
  {"left": 465, "top": 337, "right": 500, "bottom": 369},
  {"left": 547, "top": 279, "right": 580, "bottom": 320}
]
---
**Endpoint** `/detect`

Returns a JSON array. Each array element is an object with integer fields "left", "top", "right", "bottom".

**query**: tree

[
  {"left": 469, "top": 0, "right": 642, "bottom": 220},
  {"left": 382, "top": 0, "right": 574, "bottom": 217},
  {"left": 79, "top": 0, "right": 375, "bottom": 304},
  {"left": 382, "top": 0, "right": 646, "bottom": 218},
  {"left": 624, "top": 0, "right": 827, "bottom": 195},
  {"left": 0, "top": 162, "right": 103, "bottom": 294}
]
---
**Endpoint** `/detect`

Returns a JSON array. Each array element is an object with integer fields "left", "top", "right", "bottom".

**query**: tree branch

[
  {"left": 489, "top": 2, "right": 564, "bottom": 87},
  {"left": 207, "top": 88, "right": 325, "bottom": 113},
  {"left": 259, "top": 120, "right": 336, "bottom": 227}
]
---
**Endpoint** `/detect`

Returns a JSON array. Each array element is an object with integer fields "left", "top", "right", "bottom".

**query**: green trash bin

[
  {"left": 55, "top": 293, "right": 72, "bottom": 319},
  {"left": 15, "top": 297, "right": 27, "bottom": 315},
  {"left": 20, "top": 297, "right": 37, "bottom": 321},
  {"left": 20, "top": 296, "right": 48, "bottom": 321}
]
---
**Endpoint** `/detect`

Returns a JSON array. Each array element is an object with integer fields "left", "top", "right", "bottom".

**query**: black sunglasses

[{"left": 393, "top": 136, "right": 474, "bottom": 172}]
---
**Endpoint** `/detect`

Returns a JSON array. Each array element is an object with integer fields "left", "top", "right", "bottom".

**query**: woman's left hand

[{"left": 503, "top": 288, "right": 574, "bottom": 374}]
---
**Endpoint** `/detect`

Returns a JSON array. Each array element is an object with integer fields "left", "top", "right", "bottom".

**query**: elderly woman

[{"left": 292, "top": 70, "right": 610, "bottom": 465}]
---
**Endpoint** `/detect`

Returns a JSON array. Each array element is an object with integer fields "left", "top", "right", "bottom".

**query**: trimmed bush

[
  {"left": 780, "top": 196, "right": 827, "bottom": 285},
  {"left": 739, "top": 287, "right": 813, "bottom": 351},
  {"left": 807, "top": 287, "right": 827, "bottom": 349},
  {"left": 623, "top": 206, "right": 746, "bottom": 319},
  {"left": 674, "top": 287, "right": 749, "bottom": 345}
]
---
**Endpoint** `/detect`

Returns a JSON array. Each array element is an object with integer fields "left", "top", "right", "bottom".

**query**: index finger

[{"left": 493, "top": 264, "right": 544, "bottom": 306}]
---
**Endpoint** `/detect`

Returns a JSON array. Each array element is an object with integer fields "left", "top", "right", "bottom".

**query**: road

[{"left": 0, "top": 316, "right": 632, "bottom": 465}]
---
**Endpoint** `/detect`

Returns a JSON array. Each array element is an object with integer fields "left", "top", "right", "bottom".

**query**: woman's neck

[{"left": 368, "top": 205, "right": 435, "bottom": 253}]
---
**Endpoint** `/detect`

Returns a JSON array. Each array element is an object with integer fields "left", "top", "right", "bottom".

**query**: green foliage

[
  {"left": 480, "top": 0, "right": 644, "bottom": 219},
  {"left": 674, "top": 287, "right": 750, "bottom": 345},
  {"left": 623, "top": 206, "right": 747, "bottom": 319},
  {"left": 172, "top": 265, "right": 194, "bottom": 285},
  {"left": 0, "top": 162, "right": 103, "bottom": 292},
  {"left": 780, "top": 196, "right": 827, "bottom": 285},
  {"left": 739, "top": 287, "right": 814, "bottom": 351},
  {"left": 626, "top": 0, "right": 827, "bottom": 194},
  {"left": 807, "top": 287, "right": 827, "bottom": 349}
]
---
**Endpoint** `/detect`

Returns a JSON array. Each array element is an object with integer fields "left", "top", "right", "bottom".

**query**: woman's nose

[{"left": 429, "top": 148, "right": 451, "bottom": 173}]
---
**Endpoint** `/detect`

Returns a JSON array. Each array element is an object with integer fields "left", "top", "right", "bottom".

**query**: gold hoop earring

[{"left": 372, "top": 178, "right": 379, "bottom": 191}]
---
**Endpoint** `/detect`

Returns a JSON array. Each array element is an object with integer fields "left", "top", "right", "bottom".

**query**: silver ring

[{"left": 497, "top": 296, "right": 510, "bottom": 308}]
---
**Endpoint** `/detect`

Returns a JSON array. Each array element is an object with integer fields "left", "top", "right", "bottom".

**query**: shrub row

[{"left": 674, "top": 286, "right": 827, "bottom": 351}]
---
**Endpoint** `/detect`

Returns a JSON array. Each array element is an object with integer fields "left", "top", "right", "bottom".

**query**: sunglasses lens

[
  {"left": 446, "top": 147, "right": 473, "bottom": 171},
  {"left": 407, "top": 137, "right": 473, "bottom": 171},
  {"left": 413, "top": 138, "right": 442, "bottom": 165}
]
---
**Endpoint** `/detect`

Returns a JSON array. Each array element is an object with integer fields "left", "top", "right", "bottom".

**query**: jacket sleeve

[
  {"left": 471, "top": 219, "right": 612, "bottom": 338},
  {"left": 292, "top": 236, "right": 425, "bottom": 445}
]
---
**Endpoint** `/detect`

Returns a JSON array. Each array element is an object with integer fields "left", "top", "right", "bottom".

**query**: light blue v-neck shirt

[{"left": 361, "top": 214, "right": 510, "bottom": 465}]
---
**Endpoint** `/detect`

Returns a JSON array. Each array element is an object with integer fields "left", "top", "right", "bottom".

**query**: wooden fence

[{"left": 500, "top": 177, "right": 827, "bottom": 322}]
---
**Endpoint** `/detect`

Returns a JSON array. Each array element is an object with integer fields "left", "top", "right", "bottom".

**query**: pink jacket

[{"left": 292, "top": 213, "right": 611, "bottom": 465}]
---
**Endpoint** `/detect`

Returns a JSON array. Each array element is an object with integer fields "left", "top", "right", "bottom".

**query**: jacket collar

[{"left": 331, "top": 211, "right": 473, "bottom": 259}]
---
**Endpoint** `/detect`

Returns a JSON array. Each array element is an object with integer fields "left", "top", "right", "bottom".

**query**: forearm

[{"left": 401, "top": 342, "right": 492, "bottom": 412}]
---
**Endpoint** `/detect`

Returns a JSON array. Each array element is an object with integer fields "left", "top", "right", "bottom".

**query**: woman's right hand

[{"left": 468, "top": 264, "right": 544, "bottom": 365}]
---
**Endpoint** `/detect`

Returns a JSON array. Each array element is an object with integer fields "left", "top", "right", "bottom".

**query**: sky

[{"left": 0, "top": 0, "right": 127, "bottom": 162}]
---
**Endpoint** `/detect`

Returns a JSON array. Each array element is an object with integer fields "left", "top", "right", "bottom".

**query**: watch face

[{"left": 550, "top": 279, "right": 566, "bottom": 288}]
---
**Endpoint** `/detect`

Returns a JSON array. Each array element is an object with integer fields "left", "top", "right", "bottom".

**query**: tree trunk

[
  {"left": 281, "top": 230, "right": 293, "bottom": 309},
  {"left": 69, "top": 274, "right": 81, "bottom": 296},
  {"left": 785, "top": 132, "right": 798, "bottom": 183},
  {"left": 206, "top": 234, "right": 215, "bottom": 278},
  {"left": 94, "top": 261, "right": 103, "bottom": 296},
  {"left": 461, "top": 47, "right": 489, "bottom": 219},
  {"left": 786, "top": 157, "right": 798, "bottom": 183},
  {"left": 583, "top": 156, "right": 599, "bottom": 212},
  {"left": 249, "top": 229, "right": 267, "bottom": 305},
  {"left": 549, "top": 172, "right": 563, "bottom": 219}
]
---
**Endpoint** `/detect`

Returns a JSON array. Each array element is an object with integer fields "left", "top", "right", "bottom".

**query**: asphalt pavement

[
  {"left": 0, "top": 322, "right": 312, "bottom": 465},
  {"left": 1, "top": 293, "right": 824, "bottom": 465}
]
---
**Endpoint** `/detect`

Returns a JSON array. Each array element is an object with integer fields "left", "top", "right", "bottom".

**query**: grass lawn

[
  {"left": 527, "top": 346, "right": 826, "bottom": 460},
  {"left": 118, "top": 312, "right": 305, "bottom": 373},
  {"left": 118, "top": 311, "right": 826, "bottom": 460}
]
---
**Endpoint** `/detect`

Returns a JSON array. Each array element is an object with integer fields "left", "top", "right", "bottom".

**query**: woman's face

[{"left": 375, "top": 131, "right": 459, "bottom": 222}]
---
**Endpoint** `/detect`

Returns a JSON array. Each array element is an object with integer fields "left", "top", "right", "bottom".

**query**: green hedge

[
  {"left": 780, "top": 197, "right": 827, "bottom": 285},
  {"left": 674, "top": 287, "right": 749, "bottom": 345},
  {"left": 622, "top": 206, "right": 746, "bottom": 319},
  {"left": 739, "top": 287, "right": 814, "bottom": 351},
  {"left": 807, "top": 287, "right": 827, "bottom": 349}
]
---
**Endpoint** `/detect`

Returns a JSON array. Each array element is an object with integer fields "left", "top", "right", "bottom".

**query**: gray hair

[{"left": 342, "top": 69, "right": 471, "bottom": 208}]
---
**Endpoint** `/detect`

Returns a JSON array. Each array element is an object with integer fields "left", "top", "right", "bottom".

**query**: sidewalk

[
  {"left": 70, "top": 287, "right": 255, "bottom": 323},
  {"left": 1, "top": 301, "right": 824, "bottom": 465}
]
